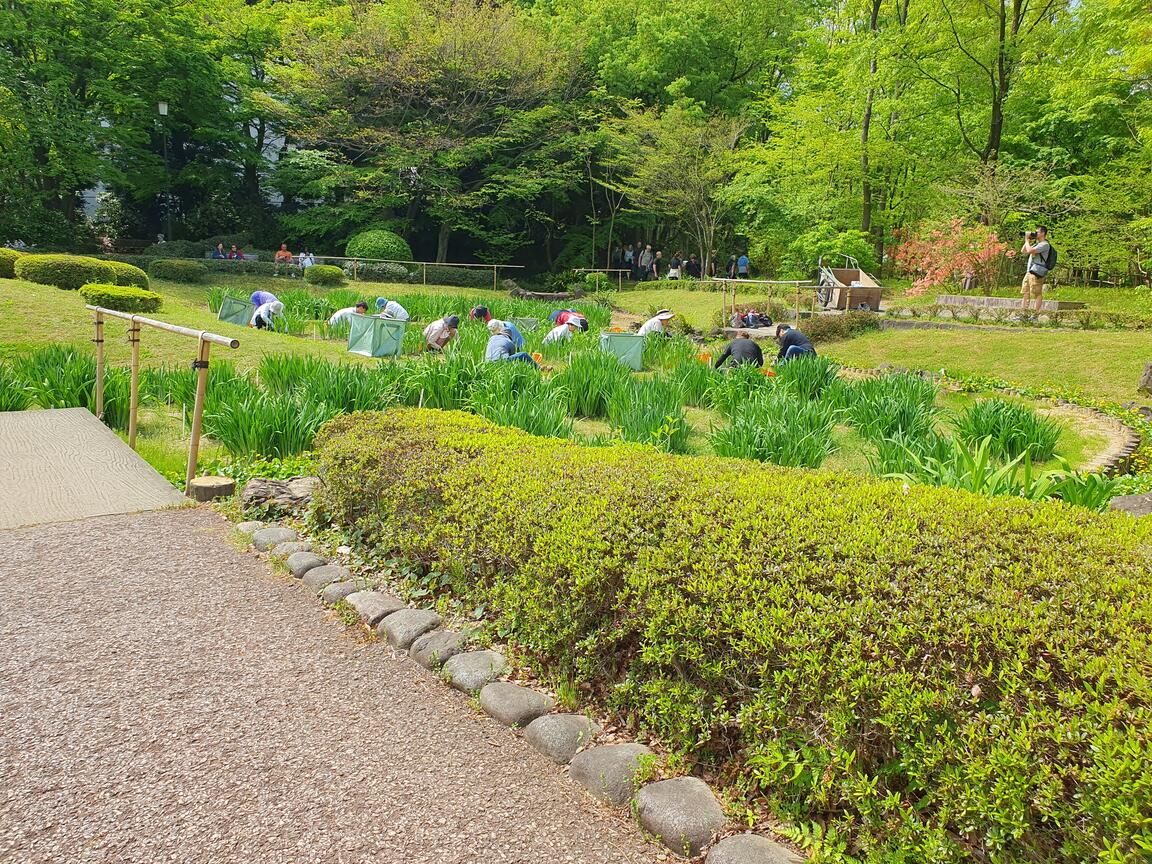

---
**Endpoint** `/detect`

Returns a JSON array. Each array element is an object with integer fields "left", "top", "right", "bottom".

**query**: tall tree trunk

[
  {"left": 436, "top": 223, "right": 450, "bottom": 262},
  {"left": 860, "top": 0, "right": 881, "bottom": 234}
]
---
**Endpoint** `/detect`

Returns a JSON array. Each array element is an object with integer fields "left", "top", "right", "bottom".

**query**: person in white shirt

[
  {"left": 252, "top": 300, "right": 284, "bottom": 330},
  {"left": 328, "top": 301, "right": 368, "bottom": 326},
  {"left": 375, "top": 297, "right": 410, "bottom": 321},
  {"left": 423, "top": 315, "right": 460, "bottom": 351},
  {"left": 542, "top": 319, "right": 580, "bottom": 345},
  {"left": 637, "top": 309, "right": 674, "bottom": 337},
  {"left": 298, "top": 251, "right": 316, "bottom": 269}
]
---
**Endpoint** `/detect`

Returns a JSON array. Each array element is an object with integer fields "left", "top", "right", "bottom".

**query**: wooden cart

[{"left": 817, "top": 256, "right": 883, "bottom": 311}]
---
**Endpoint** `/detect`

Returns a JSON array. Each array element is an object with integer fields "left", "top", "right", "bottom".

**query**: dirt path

[{"left": 0, "top": 509, "right": 660, "bottom": 864}]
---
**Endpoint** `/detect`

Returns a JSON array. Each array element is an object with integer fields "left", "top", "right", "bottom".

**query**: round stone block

[{"left": 187, "top": 475, "right": 235, "bottom": 502}]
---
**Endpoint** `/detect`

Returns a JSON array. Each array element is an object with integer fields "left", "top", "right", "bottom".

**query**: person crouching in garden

[
  {"left": 485, "top": 320, "right": 538, "bottom": 366},
  {"left": 774, "top": 323, "right": 816, "bottom": 362},
  {"left": 328, "top": 300, "right": 368, "bottom": 326},
  {"left": 471, "top": 306, "right": 525, "bottom": 349},
  {"left": 374, "top": 296, "right": 410, "bottom": 321},
  {"left": 637, "top": 309, "right": 675, "bottom": 337},
  {"left": 251, "top": 298, "right": 284, "bottom": 330},
  {"left": 424, "top": 314, "right": 460, "bottom": 351},
  {"left": 714, "top": 331, "right": 764, "bottom": 369},
  {"left": 542, "top": 318, "right": 581, "bottom": 345}
]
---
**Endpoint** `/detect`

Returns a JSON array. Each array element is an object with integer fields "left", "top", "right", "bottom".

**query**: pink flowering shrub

[{"left": 894, "top": 219, "right": 1010, "bottom": 295}]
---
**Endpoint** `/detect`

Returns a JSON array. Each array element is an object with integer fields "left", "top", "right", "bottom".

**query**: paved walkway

[{"left": 0, "top": 509, "right": 660, "bottom": 864}]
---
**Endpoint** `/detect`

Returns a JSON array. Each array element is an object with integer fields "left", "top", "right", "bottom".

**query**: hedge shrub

[
  {"left": 79, "top": 283, "right": 163, "bottom": 313},
  {"left": 0, "top": 248, "right": 25, "bottom": 278},
  {"left": 202, "top": 258, "right": 277, "bottom": 277},
  {"left": 345, "top": 228, "right": 413, "bottom": 262},
  {"left": 104, "top": 260, "right": 150, "bottom": 289},
  {"left": 148, "top": 258, "right": 208, "bottom": 283},
  {"left": 14, "top": 254, "right": 117, "bottom": 290},
  {"left": 314, "top": 408, "right": 1152, "bottom": 862},
  {"left": 304, "top": 263, "right": 345, "bottom": 286},
  {"left": 422, "top": 264, "right": 493, "bottom": 288},
  {"left": 346, "top": 261, "right": 413, "bottom": 283}
]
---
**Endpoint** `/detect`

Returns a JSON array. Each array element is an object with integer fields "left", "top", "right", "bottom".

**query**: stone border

[{"left": 235, "top": 519, "right": 804, "bottom": 863}]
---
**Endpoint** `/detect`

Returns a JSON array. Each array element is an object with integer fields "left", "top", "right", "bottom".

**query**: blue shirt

[
  {"left": 505, "top": 322, "right": 525, "bottom": 349},
  {"left": 251, "top": 291, "right": 277, "bottom": 307},
  {"left": 737, "top": 255, "right": 749, "bottom": 274},
  {"left": 485, "top": 333, "right": 515, "bottom": 362}
]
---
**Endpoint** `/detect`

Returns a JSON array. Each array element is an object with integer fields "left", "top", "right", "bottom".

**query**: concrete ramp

[{"left": 0, "top": 408, "right": 187, "bottom": 529}]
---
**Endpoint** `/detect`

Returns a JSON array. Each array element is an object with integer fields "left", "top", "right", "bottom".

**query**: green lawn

[
  {"left": 612, "top": 286, "right": 783, "bottom": 330},
  {"left": 885, "top": 281, "right": 1152, "bottom": 314},
  {"left": 828, "top": 327, "right": 1151, "bottom": 406}
]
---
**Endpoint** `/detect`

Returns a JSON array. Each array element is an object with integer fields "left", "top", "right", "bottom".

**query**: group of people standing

[{"left": 615, "top": 245, "right": 750, "bottom": 282}]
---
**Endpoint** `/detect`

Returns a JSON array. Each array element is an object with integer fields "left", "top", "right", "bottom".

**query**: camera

[{"left": 1027, "top": 231, "right": 1037, "bottom": 241}]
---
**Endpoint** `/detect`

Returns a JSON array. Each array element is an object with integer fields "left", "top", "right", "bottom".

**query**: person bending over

[
  {"left": 774, "top": 324, "right": 815, "bottom": 362},
  {"left": 423, "top": 314, "right": 460, "bottom": 351},
  {"left": 543, "top": 319, "right": 581, "bottom": 345},
  {"left": 471, "top": 306, "right": 524, "bottom": 348},
  {"left": 484, "top": 320, "right": 538, "bottom": 366},
  {"left": 328, "top": 301, "right": 368, "bottom": 326},
  {"left": 374, "top": 297, "right": 410, "bottom": 321},
  {"left": 714, "top": 331, "right": 764, "bottom": 369}
]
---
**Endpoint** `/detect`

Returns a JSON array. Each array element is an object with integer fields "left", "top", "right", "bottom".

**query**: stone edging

[{"left": 236, "top": 519, "right": 803, "bottom": 864}]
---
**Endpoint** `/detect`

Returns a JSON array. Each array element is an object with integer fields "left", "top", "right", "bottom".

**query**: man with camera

[{"left": 1021, "top": 226, "right": 1054, "bottom": 312}]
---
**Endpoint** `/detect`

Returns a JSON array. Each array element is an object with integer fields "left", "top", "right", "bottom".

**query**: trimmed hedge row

[
  {"left": 304, "top": 263, "right": 345, "bottom": 286},
  {"left": 78, "top": 283, "right": 163, "bottom": 313},
  {"left": 0, "top": 248, "right": 25, "bottom": 278},
  {"left": 148, "top": 258, "right": 208, "bottom": 283},
  {"left": 314, "top": 409, "right": 1152, "bottom": 862},
  {"left": 14, "top": 254, "right": 116, "bottom": 290}
]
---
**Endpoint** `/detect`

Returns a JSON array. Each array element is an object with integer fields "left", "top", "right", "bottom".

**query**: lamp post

[{"left": 158, "top": 101, "right": 173, "bottom": 242}]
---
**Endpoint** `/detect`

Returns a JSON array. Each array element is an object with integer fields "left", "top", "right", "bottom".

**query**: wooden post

[
  {"left": 795, "top": 285, "right": 801, "bottom": 323},
  {"left": 185, "top": 337, "right": 212, "bottom": 491},
  {"left": 93, "top": 311, "right": 105, "bottom": 420},
  {"left": 422, "top": 263, "right": 427, "bottom": 286},
  {"left": 492, "top": 265, "right": 498, "bottom": 291},
  {"left": 127, "top": 321, "right": 141, "bottom": 448}
]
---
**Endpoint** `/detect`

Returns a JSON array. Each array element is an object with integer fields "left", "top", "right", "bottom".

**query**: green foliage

[
  {"left": 204, "top": 391, "right": 338, "bottom": 458},
  {"left": 345, "top": 229, "right": 413, "bottom": 262},
  {"left": 782, "top": 224, "right": 877, "bottom": 276},
  {"left": 954, "top": 398, "right": 1063, "bottom": 462},
  {"left": 666, "top": 358, "right": 719, "bottom": 408},
  {"left": 0, "top": 362, "right": 32, "bottom": 411},
  {"left": 773, "top": 354, "right": 838, "bottom": 400},
  {"left": 11, "top": 344, "right": 96, "bottom": 409},
  {"left": 549, "top": 351, "right": 632, "bottom": 418},
  {"left": 608, "top": 376, "right": 690, "bottom": 453},
  {"left": 707, "top": 363, "right": 774, "bottom": 416},
  {"left": 800, "top": 311, "right": 882, "bottom": 344},
  {"left": 349, "top": 262, "right": 413, "bottom": 283},
  {"left": 104, "top": 260, "right": 150, "bottom": 289},
  {"left": 148, "top": 258, "right": 208, "bottom": 284},
  {"left": 711, "top": 392, "right": 837, "bottom": 468},
  {"left": 78, "top": 283, "right": 163, "bottom": 313},
  {"left": 421, "top": 265, "right": 493, "bottom": 289},
  {"left": 841, "top": 373, "right": 940, "bottom": 444},
  {"left": 314, "top": 409, "right": 1152, "bottom": 862},
  {"left": 0, "top": 248, "right": 26, "bottom": 278},
  {"left": 468, "top": 362, "right": 571, "bottom": 438},
  {"left": 200, "top": 453, "right": 320, "bottom": 490},
  {"left": 14, "top": 254, "right": 116, "bottom": 290},
  {"left": 304, "top": 263, "right": 345, "bottom": 286}
]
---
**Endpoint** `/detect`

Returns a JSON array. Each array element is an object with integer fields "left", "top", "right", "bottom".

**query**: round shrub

[
  {"left": 14, "top": 254, "right": 116, "bottom": 290},
  {"left": 345, "top": 229, "right": 413, "bottom": 262},
  {"left": 79, "top": 283, "right": 164, "bottom": 314},
  {"left": 345, "top": 261, "right": 413, "bottom": 283},
  {"left": 0, "top": 248, "right": 25, "bottom": 278},
  {"left": 105, "top": 260, "right": 150, "bottom": 289},
  {"left": 149, "top": 258, "right": 208, "bottom": 284},
  {"left": 304, "top": 263, "right": 345, "bottom": 286}
]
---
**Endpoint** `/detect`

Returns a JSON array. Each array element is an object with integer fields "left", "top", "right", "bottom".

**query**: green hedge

[
  {"left": 79, "top": 283, "right": 163, "bottom": 313},
  {"left": 422, "top": 264, "right": 493, "bottom": 288},
  {"left": 104, "top": 260, "right": 149, "bottom": 289},
  {"left": 304, "top": 263, "right": 345, "bottom": 286},
  {"left": 148, "top": 258, "right": 208, "bottom": 283},
  {"left": 14, "top": 253, "right": 117, "bottom": 290},
  {"left": 345, "top": 228, "right": 413, "bottom": 261},
  {"left": 0, "top": 248, "right": 25, "bottom": 278},
  {"left": 314, "top": 409, "right": 1152, "bottom": 862},
  {"left": 202, "top": 258, "right": 277, "bottom": 277}
]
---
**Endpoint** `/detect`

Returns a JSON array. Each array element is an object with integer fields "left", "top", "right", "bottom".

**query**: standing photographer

[{"left": 1021, "top": 226, "right": 1053, "bottom": 312}]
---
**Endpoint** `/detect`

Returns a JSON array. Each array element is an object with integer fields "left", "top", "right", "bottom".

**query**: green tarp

[
  {"left": 217, "top": 295, "right": 251, "bottom": 327},
  {"left": 510, "top": 316, "right": 540, "bottom": 332},
  {"left": 348, "top": 314, "right": 405, "bottom": 358},
  {"left": 599, "top": 332, "right": 644, "bottom": 371}
]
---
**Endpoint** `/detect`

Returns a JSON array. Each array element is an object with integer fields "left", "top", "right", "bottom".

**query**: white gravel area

[{"left": 0, "top": 508, "right": 662, "bottom": 864}]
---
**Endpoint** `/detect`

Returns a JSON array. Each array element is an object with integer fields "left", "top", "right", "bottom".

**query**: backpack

[{"left": 1045, "top": 245, "right": 1057, "bottom": 271}]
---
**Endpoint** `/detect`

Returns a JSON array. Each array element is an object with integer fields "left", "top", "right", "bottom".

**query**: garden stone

[
  {"left": 320, "top": 581, "right": 359, "bottom": 605},
  {"left": 377, "top": 608, "right": 441, "bottom": 649},
  {"left": 1138, "top": 362, "right": 1152, "bottom": 395},
  {"left": 236, "top": 520, "right": 264, "bottom": 535},
  {"left": 568, "top": 743, "right": 653, "bottom": 807},
  {"left": 252, "top": 526, "right": 297, "bottom": 552},
  {"left": 1111, "top": 493, "right": 1152, "bottom": 517},
  {"left": 286, "top": 551, "right": 327, "bottom": 579},
  {"left": 345, "top": 590, "right": 405, "bottom": 626},
  {"left": 302, "top": 564, "right": 350, "bottom": 594},
  {"left": 186, "top": 475, "right": 235, "bottom": 502},
  {"left": 479, "top": 682, "right": 554, "bottom": 728},
  {"left": 241, "top": 476, "right": 320, "bottom": 517},
  {"left": 634, "top": 777, "right": 725, "bottom": 858},
  {"left": 443, "top": 650, "right": 507, "bottom": 693},
  {"left": 706, "top": 835, "right": 803, "bottom": 864},
  {"left": 410, "top": 630, "right": 467, "bottom": 670},
  {"left": 523, "top": 714, "right": 600, "bottom": 764},
  {"left": 271, "top": 541, "right": 311, "bottom": 557}
]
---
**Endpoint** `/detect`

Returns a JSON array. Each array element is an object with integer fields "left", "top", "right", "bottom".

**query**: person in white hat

[
  {"left": 637, "top": 309, "right": 675, "bottom": 337},
  {"left": 252, "top": 299, "right": 284, "bottom": 330},
  {"left": 484, "top": 319, "right": 537, "bottom": 366},
  {"left": 542, "top": 318, "right": 582, "bottom": 346}
]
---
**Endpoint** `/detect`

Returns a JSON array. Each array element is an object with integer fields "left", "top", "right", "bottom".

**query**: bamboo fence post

[
  {"left": 492, "top": 265, "right": 498, "bottom": 290},
  {"left": 422, "top": 263, "right": 427, "bottom": 286},
  {"left": 93, "top": 311, "right": 105, "bottom": 420},
  {"left": 127, "top": 321, "right": 141, "bottom": 449},
  {"left": 185, "top": 336, "right": 212, "bottom": 490},
  {"left": 795, "top": 285, "right": 802, "bottom": 323}
]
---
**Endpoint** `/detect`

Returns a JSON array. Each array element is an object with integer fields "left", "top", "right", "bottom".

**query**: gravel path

[{"left": 0, "top": 508, "right": 661, "bottom": 864}]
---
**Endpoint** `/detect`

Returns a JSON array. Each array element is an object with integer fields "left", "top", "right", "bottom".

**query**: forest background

[{"left": 2, "top": 0, "right": 1149, "bottom": 280}]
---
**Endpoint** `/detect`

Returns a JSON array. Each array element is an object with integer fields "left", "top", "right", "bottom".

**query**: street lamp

[{"left": 157, "top": 102, "right": 173, "bottom": 242}]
